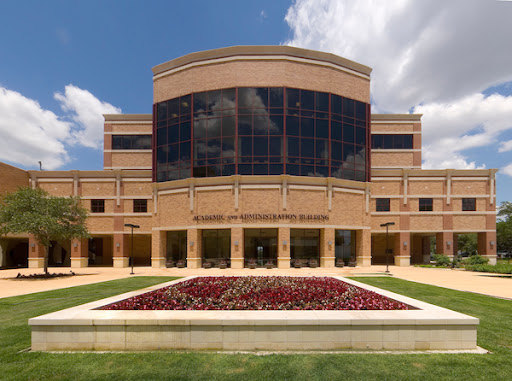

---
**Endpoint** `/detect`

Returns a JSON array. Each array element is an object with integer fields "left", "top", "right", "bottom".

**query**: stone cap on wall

[{"left": 152, "top": 45, "right": 373, "bottom": 78}]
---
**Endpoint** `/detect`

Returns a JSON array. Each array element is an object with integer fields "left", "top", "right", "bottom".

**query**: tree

[
  {"left": 497, "top": 201, "right": 512, "bottom": 254},
  {"left": 457, "top": 234, "right": 477, "bottom": 256},
  {"left": 0, "top": 187, "right": 90, "bottom": 274}
]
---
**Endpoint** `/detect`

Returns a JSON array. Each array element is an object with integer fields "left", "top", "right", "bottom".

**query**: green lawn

[{"left": 1, "top": 275, "right": 511, "bottom": 380}]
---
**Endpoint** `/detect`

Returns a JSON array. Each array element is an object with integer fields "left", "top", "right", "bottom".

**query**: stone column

[
  {"left": 187, "top": 228, "right": 202, "bottom": 269},
  {"left": 393, "top": 232, "right": 410, "bottom": 266},
  {"left": 478, "top": 232, "right": 497, "bottom": 265},
  {"left": 277, "top": 227, "right": 290, "bottom": 269},
  {"left": 151, "top": 230, "right": 166, "bottom": 268},
  {"left": 320, "top": 228, "right": 335, "bottom": 268},
  {"left": 70, "top": 238, "right": 89, "bottom": 268},
  {"left": 356, "top": 229, "right": 371, "bottom": 267},
  {"left": 230, "top": 227, "right": 244, "bottom": 269},
  {"left": 435, "top": 232, "right": 454, "bottom": 259},
  {"left": 28, "top": 235, "right": 45, "bottom": 269}
]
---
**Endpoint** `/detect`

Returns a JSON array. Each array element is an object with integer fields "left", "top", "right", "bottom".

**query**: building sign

[{"left": 193, "top": 213, "right": 329, "bottom": 222}]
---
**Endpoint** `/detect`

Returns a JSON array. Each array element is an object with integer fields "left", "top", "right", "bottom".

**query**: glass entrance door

[{"left": 244, "top": 229, "right": 278, "bottom": 267}]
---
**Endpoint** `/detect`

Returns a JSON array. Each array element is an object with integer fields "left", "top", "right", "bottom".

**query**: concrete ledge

[{"left": 29, "top": 276, "right": 479, "bottom": 352}]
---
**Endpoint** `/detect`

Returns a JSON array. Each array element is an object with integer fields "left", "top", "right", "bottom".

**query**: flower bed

[{"left": 100, "top": 276, "right": 412, "bottom": 310}]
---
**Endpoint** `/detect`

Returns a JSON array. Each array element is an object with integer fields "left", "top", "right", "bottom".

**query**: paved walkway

[{"left": 0, "top": 265, "right": 511, "bottom": 300}]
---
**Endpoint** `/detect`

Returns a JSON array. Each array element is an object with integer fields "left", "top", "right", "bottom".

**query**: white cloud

[
  {"left": 0, "top": 87, "right": 70, "bottom": 169},
  {"left": 499, "top": 140, "right": 512, "bottom": 153},
  {"left": 503, "top": 163, "right": 512, "bottom": 177},
  {"left": 54, "top": 84, "right": 121, "bottom": 149},
  {"left": 0, "top": 85, "right": 121, "bottom": 170},
  {"left": 284, "top": 0, "right": 512, "bottom": 173}
]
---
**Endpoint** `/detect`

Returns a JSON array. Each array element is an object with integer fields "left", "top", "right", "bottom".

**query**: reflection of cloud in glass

[
  {"left": 239, "top": 88, "right": 280, "bottom": 134},
  {"left": 331, "top": 147, "right": 366, "bottom": 178}
]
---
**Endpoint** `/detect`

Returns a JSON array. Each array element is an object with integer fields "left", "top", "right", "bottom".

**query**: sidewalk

[{"left": 0, "top": 265, "right": 511, "bottom": 300}]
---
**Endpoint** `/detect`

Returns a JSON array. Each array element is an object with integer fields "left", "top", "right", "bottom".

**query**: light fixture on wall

[
  {"left": 446, "top": 241, "right": 452, "bottom": 248},
  {"left": 116, "top": 242, "right": 120, "bottom": 248},
  {"left": 234, "top": 241, "right": 239, "bottom": 246},
  {"left": 282, "top": 240, "right": 287, "bottom": 246},
  {"left": 189, "top": 241, "right": 194, "bottom": 247},
  {"left": 490, "top": 240, "right": 495, "bottom": 247},
  {"left": 403, "top": 241, "right": 408, "bottom": 248},
  {"left": 30, "top": 243, "right": 35, "bottom": 248},
  {"left": 328, "top": 240, "right": 333, "bottom": 246},
  {"left": 73, "top": 243, "right": 78, "bottom": 248}
]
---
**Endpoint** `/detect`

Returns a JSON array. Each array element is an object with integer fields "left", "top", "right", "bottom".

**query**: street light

[
  {"left": 124, "top": 223, "right": 140, "bottom": 275},
  {"left": 380, "top": 222, "right": 395, "bottom": 274}
]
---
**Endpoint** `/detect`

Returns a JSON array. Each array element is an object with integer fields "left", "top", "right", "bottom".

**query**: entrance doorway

[
  {"left": 166, "top": 230, "right": 187, "bottom": 266},
  {"left": 290, "top": 229, "right": 320, "bottom": 267},
  {"left": 244, "top": 228, "right": 277, "bottom": 267},
  {"left": 202, "top": 229, "right": 231, "bottom": 267},
  {"left": 335, "top": 230, "right": 355, "bottom": 266}
]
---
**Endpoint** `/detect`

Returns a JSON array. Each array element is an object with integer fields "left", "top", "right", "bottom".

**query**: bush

[
  {"left": 465, "top": 263, "right": 512, "bottom": 274},
  {"left": 432, "top": 254, "right": 451, "bottom": 267},
  {"left": 463, "top": 255, "right": 489, "bottom": 266}
]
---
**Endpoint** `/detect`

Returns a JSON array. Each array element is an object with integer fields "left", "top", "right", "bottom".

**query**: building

[{"left": 0, "top": 46, "right": 497, "bottom": 269}]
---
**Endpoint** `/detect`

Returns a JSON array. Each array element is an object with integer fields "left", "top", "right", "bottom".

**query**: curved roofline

[{"left": 152, "top": 45, "right": 372, "bottom": 78}]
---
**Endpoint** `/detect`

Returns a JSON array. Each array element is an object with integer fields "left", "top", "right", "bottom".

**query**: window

[
  {"left": 371, "top": 134, "right": 413, "bottom": 149},
  {"left": 376, "top": 198, "right": 390, "bottom": 212},
  {"left": 419, "top": 198, "right": 433, "bottom": 211},
  {"left": 91, "top": 199, "right": 105, "bottom": 213},
  {"left": 462, "top": 198, "right": 476, "bottom": 211},
  {"left": 112, "top": 135, "right": 151, "bottom": 150},
  {"left": 155, "top": 87, "right": 370, "bottom": 182},
  {"left": 133, "top": 199, "right": 148, "bottom": 213}
]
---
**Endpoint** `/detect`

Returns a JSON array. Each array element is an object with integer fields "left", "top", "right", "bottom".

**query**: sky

[{"left": 0, "top": 0, "right": 511, "bottom": 205}]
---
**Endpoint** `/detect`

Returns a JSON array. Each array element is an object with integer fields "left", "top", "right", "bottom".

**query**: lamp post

[
  {"left": 380, "top": 222, "right": 395, "bottom": 274},
  {"left": 124, "top": 223, "right": 140, "bottom": 275}
]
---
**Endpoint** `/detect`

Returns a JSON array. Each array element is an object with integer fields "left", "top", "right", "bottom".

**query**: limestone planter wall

[{"left": 30, "top": 277, "right": 478, "bottom": 352}]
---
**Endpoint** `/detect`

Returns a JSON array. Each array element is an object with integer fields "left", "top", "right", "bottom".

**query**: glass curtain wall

[
  {"left": 334, "top": 230, "right": 356, "bottom": 265},
  {"left": 244, "top": 228, "right": 278, "bottom": 267},
  {"left": 290, "top": 229, "right": 320, "bottom": 266},
  {"left": 202, "top": 229, "right": 231, "bottom": 267},
  {"left": 166, "top": 230, "right": 187, "bottom": 266},
  {"left": 154, "top": 87, "right": 370, "bottom": 182}
]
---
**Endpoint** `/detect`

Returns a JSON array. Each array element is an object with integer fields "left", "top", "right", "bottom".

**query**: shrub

[
  {"left": 465, "top": 263, "right": 512, "bottom": 274},
  {"left": 463, "top": 255, "right": 489, "bottom": 266},
  {"left": 433, "top": 254, "right": 451, "bottom": 267}
]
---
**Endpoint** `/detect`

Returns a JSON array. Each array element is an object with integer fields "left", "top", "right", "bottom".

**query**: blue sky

[{"left": 0, "top": 0, "right": 511, "bottom": 205}]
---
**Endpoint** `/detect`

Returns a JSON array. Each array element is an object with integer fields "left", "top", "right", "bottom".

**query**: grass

[{"left": 0, "top": 275, "right": 511, "bottom": 380}]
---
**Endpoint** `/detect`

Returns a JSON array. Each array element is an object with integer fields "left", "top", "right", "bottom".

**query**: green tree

[
  {"left": 457, "top": 233, "right": 477, "bottom": 256},
  {"left": 497, "top": 201, "right": 512, "bottom": 254},
  {"left": 0, "top": 187, "right": 89, "bottom": 274}
]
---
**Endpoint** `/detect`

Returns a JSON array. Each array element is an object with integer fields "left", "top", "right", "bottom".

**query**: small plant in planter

[
  {"left": 348, "top": 259, "right": 357, "bottom": 267},
  {"left": 335, "top": 259, "right": 344, "bottom": 267},
  {"left": 165, "top": 259, "right": 175, "bottom": 268},
  {"left": 176, "top": 260, "right": 186, "bottom": 268},
  {"left": 265, "top": 261, "right": 274, "bottom": 269},
  {"left": 309, "top": 259, "right": 318, "bottom": 268},
  {"left": 203, "top": 261, "right": 212, "bottom": 269},
  {"left": 219, "top": 260, "right": 228, "bottom": 269},
  {"left": 248, "top": 259, "right": 257, "bottom": 269},
  {"left": 293, "top": 260, "right": 302, "bottom": 268}
]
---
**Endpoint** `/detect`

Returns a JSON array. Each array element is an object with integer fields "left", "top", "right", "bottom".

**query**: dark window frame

[
  {"left": 371, "top": 134, "right": 413, "bottom": 150},
  {"left": 112, "top": 135, "right": 152, "bottom": 150},
  {"left": 155, "top": 87, "right": 370, "bottom": 182},
  {"left": 419, "top": 198, "right": 433, "bottom": 212},
  {"left": 462, "top": 198, "right": 476, "bottom": 211},
  {"left": 376, "top": 198, "right": 390, "bottom": 212},
  {"left": 91, "top": 199, "right": 105, "bottom": 213},
  {"left": 133, "top": 199, "right": 148, "bottom": 213}
]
